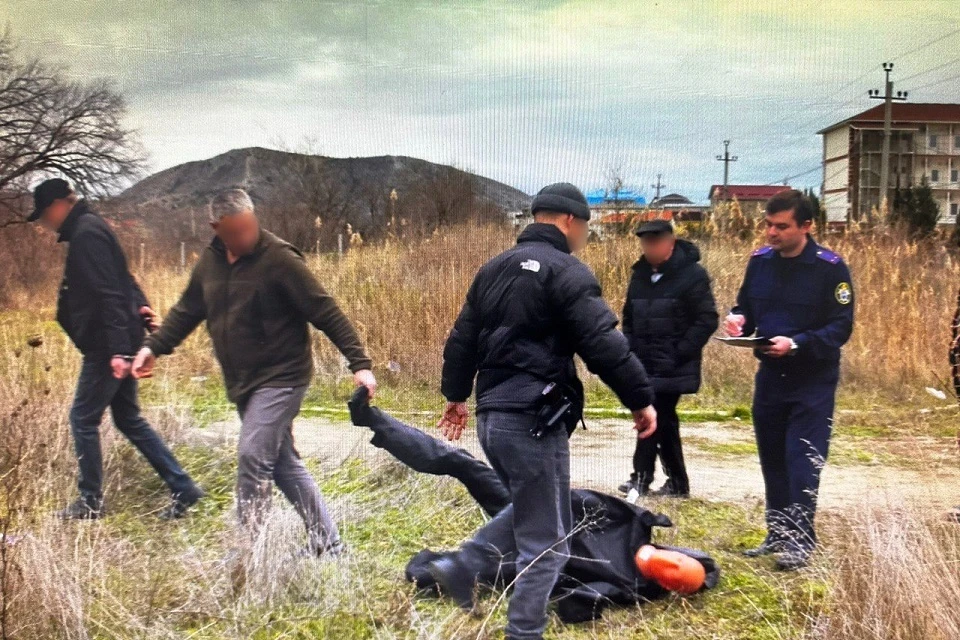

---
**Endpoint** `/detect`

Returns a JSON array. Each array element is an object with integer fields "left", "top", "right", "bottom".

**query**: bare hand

[
  {"left": 437, "top": 402, "right": 469, "bottom": 441},
  {"left": 353, "top": 369, "right": 377, "bottom": 398},
  {"left": 724, "top": 313, "right": 746, "bottom": 337},
  {"left": 139, "top": 306, "right": 160, "bottom": 332},
  {"left": 132, "top": 347, "right": 156, "bottom": 379},
  {"left": 759, "top": 336, "right": 793, "bottom": 358},
  {"left": 111, "top": 356, "right": 132, "bottom": 380},
  {"left": 633, "top": 405, "right": 657, "bottom": 440}
]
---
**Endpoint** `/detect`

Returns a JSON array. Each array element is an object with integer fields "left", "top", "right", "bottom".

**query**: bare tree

[
  {"left": 261, "top": 138, "right": 355, "bottom": 250},
  {"left": 0, "top": 28, "right": 146, "bottom": 225},
  {"left": 420, "top": 164, "right": 479, "bottom": 233}
]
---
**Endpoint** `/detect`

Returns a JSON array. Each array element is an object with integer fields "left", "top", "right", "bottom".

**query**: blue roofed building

[{"left": 585, "top": 188, "right": 647, "bottom": 208}]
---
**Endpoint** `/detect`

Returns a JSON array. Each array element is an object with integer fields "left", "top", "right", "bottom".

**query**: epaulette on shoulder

[
  {"left": 751, "top": 245, "right": 774, "bottom": 258},
  {"left": 814, "top": 247, "right": 842, "bottom": 264}
]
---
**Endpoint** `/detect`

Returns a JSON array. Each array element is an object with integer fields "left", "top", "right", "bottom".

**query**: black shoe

[
  {"left": 650, "top": 482, "right": 690, "bottom": 498},
  {"left": 295, "top": 539, "right": 348, "bottom": 562},
  {"left": 743, "top": 537, "right": 787, "bottom": 558},
  {"left": 775, "top": 548, "right": 811, "bottom": 571},
  {"left": 159, "top": 485, "right": 205, "bottom": 520},
  {"left": 348, "top": 385, "right": 375, "bottom": 427},
  {"left": 427, "top": 556, "right": 476, "bottom": 612},
  {"left": 56, "top": 497, "right": 103, "bottom": 520},
  {"left": 618, "top": 478, "right": 650, "bottom": 495}
]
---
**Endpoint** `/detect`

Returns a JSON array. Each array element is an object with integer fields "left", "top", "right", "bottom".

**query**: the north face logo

[{"left": 520, "top": 259, "right": 541, "bottom": 273}]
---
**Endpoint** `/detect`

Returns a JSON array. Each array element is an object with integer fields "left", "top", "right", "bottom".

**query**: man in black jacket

[
  {"left": 620, "top": 220, "right": 718, "bottom": 498},
  {"left": 29, "top": 178, "right": 201, "bottom": 520},
  {"left": 346, "top": 388, "right": 719, "bottom": 625},
  {"left": 437, "top": 182, "right": 657, "bottom": 640}
]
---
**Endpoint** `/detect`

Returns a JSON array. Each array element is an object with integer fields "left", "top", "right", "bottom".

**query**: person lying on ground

[{"left": 347, "top": 387, "right": 719, "bottom": 624}]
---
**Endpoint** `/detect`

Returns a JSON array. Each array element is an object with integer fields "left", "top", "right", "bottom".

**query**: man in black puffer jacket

[
  {"left": 438, "top": 183, "right": 657, "bottom": 640},
  {"left": 620, "top": 220, "right": 718, "bottom": 498}
]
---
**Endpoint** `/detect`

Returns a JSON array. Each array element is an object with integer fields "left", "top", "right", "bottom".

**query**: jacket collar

[
  {"left": 772, "top": 234, "right": 818, "bottom": 263},
  {"left": 517, "top": 223, "right": 571, "bottom": 254},
  {"left": 56, "top": 199, "right": 93, "bottom": 243}
]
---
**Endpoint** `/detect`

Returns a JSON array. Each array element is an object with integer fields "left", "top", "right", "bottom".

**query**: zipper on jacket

[{"left": 222, "top": 261, "right": 233, "bottom": 374}]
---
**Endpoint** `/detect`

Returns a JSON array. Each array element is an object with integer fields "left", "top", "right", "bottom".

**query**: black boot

[
  {"left": 56, "top": 496, "right": 103, "bottom": 520},
  {"left": 743, "top": 536, "right": 787, "bottom": 558},
  {"left": 159, "top": 484, "right": 205, "bottom": 520},
  {"left": 775, "top": 544, "right": 813, "bottom": 571},
  {"left": 427, "top": 556, "right": 476, "bottom": 612},
  {"left": 650, "top": 480, "right": 689, "bottom": 498},
  {"left": 618, "top": 475, "right": 650, "bottom": 495}
]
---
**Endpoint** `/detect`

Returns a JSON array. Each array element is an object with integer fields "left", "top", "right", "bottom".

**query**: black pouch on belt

[{"left": 531, "top": 382, "right": 580, "bottom": 440}]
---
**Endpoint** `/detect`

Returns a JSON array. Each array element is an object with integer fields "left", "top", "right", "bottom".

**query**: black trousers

[
  {"left": 631, "top": 393, "right": 688, "bottom": 494},
  {"left": 752, "top": 366, "right": 837, "bottom": 553},
  {"left": 70, "top": 356, "right": 194, "bottom": 503}
]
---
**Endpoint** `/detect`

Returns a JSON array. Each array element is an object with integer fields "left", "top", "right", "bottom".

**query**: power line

[
  {"left": 898, "top": 52, "right": 960, "bottom": 83},
  {"left": 763, "top": 165, "right": 822, "bottom": 186},
  {"left": 907, "top": 68, "right": 960, "bottom": 92},
  {"left": 891, "top": 25, "right": 960, "bottom": 63}
]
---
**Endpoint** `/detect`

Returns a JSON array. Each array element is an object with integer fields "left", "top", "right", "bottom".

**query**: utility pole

[
  {"left": 651, "top": 173, "right": 665, "bottom": 203},
  {"left": 716, "top": 140, "right": 738, "bottom": 201},
  {"left": 868, "top": 62, "right": 908, "bottom": 223}
]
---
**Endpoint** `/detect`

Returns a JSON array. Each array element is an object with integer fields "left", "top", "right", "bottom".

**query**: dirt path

[{"left": 191, "top": 411, "right": 960, "bottom": 511}]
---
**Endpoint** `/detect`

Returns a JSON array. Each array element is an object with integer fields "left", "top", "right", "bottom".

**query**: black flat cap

[
  {"left": 636, "top": 219, "right": 674, "bottom": 237},
  {"left": 530, "top": 182, "right": 591, "bottom": 221},
  {"left": 29, "top": 178, "right": 73, "bottom": 222}
]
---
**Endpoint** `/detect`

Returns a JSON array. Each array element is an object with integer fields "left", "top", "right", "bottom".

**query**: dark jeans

[
  {"left": 631, "top": 393, "right": 688, "bottom": 494},
  {"left": 477, "top": 411, "right": 572, "bottom": 640},
  {"left": 70, "top": 356, "right": 194, "bottom": 503},
  {"left": 752, "top": 366, "right": 838, "bottom": 553}
]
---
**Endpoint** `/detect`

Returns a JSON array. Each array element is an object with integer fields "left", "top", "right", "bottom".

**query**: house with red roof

[{"left": 708, "top": 184, "right": 792, "bottom": 210}]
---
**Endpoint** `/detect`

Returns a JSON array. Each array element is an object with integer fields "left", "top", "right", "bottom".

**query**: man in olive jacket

[
  {"left": 133, "top": 188, "right": 376, "bottom": 555},
  {"left": 620, "top": 220, "right": 718, "bottom": 498}
]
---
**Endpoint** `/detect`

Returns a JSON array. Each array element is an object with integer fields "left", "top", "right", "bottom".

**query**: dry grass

[
  {"left": 86, "top": 219, "right": 959, "bottom": 408},
  {"left": 817, "top": 506, "right": 960, "bottom": 640},
  {"left": 0, "top": 219, "right": 959, "bottom": 638}
]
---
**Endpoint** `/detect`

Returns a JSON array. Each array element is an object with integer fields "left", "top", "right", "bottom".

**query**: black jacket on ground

[
  {"left": 622, "top": 239, "right": 718, "bottom": 395},
  {"left": 345, "top": 392, "right": 719, "bottom": 623},
  {"left": 56, "top": 200, "right": 149, "bottom": 357},
  {"left": 442, "top": 223, "right": 654, "bottom": 414}
]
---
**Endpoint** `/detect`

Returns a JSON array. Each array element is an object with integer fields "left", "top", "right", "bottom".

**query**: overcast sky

[{"left": 4, "top": 0, "right": 960, "bottom": 201}]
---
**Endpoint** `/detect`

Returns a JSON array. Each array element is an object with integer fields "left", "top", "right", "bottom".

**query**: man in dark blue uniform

[{"left": 724, "top": 189, "right": 854, "bottom": 571}]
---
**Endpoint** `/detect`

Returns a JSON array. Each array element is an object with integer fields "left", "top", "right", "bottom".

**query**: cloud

[{"left": 2, "top": 0, "right": 959, "bottom": 198}]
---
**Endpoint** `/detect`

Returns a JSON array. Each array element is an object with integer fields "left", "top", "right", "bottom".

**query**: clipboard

[{"left": 713, "top": 336, "right": 774, "bottom": 348}]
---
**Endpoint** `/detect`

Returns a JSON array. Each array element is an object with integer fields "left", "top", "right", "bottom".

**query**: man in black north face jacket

[
  {"left": 438, "top": 183, "right": 657, "bottom": 640},
  {"left": 620, "top": 220, "right": 718, "bottom": 498}
]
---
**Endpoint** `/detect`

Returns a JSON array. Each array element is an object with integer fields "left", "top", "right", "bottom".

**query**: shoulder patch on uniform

[
  {"left": 751, "top": 245, "right": 774, "bottom": 258},
  {"left": 835, "top": 281, "right": 852, "bottom": 305},
  {"left": 520, "top": 259, "right": 541, "bottom": 273},
  {"left": 815, "top": 248, "right": 842, "bottom": 264}
]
